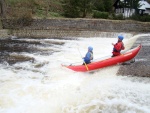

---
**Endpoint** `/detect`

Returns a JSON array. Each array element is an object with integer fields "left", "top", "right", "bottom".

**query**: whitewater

[{"left": 0, "top": 33, "right": 150, "bottom": 113}]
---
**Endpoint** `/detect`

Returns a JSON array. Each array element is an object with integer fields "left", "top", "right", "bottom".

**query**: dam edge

[{"left": 0, "top": 18, "right": 150, "bottom": 38}]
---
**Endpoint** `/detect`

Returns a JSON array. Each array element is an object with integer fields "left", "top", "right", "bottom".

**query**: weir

[
  {"left": 11, "top": 29, "right": 135, "bottom": 38},
  {"left": 0, "top": 29, "right": 134, "bottom": 39},
  {"left": 1, "top": 18, "right": 150, "bottom": 38}
]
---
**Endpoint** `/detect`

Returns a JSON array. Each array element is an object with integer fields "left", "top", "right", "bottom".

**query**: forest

[{"left": 0, "top": 0, "right": 150, "bottom": 23}]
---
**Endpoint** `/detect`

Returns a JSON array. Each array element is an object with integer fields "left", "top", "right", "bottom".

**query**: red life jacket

[{"left": 112, "top": 42, "right": 125, "bottom": 56}]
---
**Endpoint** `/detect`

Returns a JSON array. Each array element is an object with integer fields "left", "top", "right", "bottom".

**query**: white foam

[{"left": 0, "top": 34, "right": 150, "bottom": 113}]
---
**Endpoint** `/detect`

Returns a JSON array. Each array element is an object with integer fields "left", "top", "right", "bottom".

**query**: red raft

[{"left": 62, "top": 45, "right": 142, "bottom": 72}]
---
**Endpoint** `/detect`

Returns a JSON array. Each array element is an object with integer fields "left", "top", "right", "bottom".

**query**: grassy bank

[{"left": 6, "top": 0, "right": 63, "bottom": 18}]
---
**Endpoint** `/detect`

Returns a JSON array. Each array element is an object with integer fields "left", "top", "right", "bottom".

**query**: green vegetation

[
  {"left": 62, "top": 0, "right": 93, "bottom": 18},
  {"left": 5, "top": 0, "right": 63, "bottom": 18},
  {"left": 130, "top": 14, "right": 150, "bottom": 22},
  {"left": 0, "top": 0, "right": 150, "bottom": 23},
  {"left": 93, "top": 11, "right": 109, "bottom": 19}
]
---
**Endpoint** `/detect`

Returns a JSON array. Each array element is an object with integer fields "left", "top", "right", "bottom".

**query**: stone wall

[
  {"left": 12, "top": 29, "right": 134, "bottom": 38},
  {"left": 2, "top": 18, "right": 150, "bottom": 38},
  {"left": 16, "top": 18, "right": 150, "bottom": 32},
  {"left": 0, "top": 30, "right": 9, "bottom": 38}
]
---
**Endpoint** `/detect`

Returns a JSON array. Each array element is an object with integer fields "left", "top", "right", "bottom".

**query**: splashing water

[{"left": 0, "top": 33, "right": 150, "bottom": 113}]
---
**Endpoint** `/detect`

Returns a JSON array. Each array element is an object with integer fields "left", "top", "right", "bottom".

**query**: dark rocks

[{"left": 0, "top": 37, "right": 65, "bottom": 65}]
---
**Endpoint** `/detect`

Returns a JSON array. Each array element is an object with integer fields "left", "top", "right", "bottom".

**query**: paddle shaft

[{"left": 77, "top": 48, "right": 89, "bottom": 71}]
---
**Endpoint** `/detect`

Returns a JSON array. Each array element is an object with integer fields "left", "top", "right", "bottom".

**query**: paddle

[{"left": 77, "top": 48, "right": 89, "bottom": 71}]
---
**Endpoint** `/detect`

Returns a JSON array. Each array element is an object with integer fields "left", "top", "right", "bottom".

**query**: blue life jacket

[{"left": 84, "top": 51, "right": 93, "bottom": 64}]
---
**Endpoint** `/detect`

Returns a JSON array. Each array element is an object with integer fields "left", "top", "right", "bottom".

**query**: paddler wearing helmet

[
  {"left": 112, "top": 35, "right": 125, "bottom": 57},
  {"left": 83, "top": 46, "right": 93, "bottom": 65}
]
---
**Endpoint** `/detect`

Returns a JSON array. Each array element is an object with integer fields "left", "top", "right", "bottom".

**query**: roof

[{"left": 139, "top": 1, "right": 150, "bottom": 10}]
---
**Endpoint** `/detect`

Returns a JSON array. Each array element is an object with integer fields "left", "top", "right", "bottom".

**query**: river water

[{"left": 0, "top": 33, "right": 150, "bottom": 113}]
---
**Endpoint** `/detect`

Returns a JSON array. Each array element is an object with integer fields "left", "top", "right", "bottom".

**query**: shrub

[
  {"left": 93, "top": 10, "right": 109, "bottom": 19},
  {"left": 16, "top": 14, "right": 33, "bottom": 26},
  {"left": 130, "top": 14, "right": 150, "bottom": 22},
  {"left": 2, "top": 7, "right": 33, "bottom": 29}
]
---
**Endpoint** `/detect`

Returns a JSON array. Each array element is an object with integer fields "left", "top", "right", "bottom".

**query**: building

[
  {"left": 113, "top": 0, "right": 150, "bottom": 17},
  {"left": 139, "top": 0, "right": 150, "bottom": 15}
]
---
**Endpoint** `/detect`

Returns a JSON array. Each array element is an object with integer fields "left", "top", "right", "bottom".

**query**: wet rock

[
  {"left": 8, "top": 54, "right": 35, "bottom": 65},
  {"left": 0, "top": 37, "right": 65, "bottom": 65}
]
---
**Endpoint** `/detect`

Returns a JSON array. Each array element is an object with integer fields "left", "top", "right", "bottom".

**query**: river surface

[{"left": 0, "top": 33, "right": 150, "bottom": 113}]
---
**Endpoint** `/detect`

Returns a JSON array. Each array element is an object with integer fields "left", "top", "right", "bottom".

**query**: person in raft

[
  {"left": 83, "top": 46, "right": 93, "bottom": 65},
  {"left": 112, "top": 35, "right": 125, "bottom": 57}
]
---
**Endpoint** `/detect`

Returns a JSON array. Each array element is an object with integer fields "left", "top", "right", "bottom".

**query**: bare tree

[{"left": 0, "top": 0, "right": 6, "bottom": 18}]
